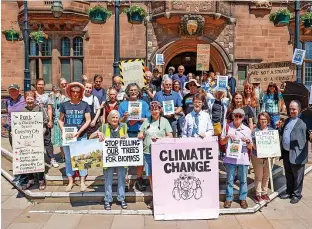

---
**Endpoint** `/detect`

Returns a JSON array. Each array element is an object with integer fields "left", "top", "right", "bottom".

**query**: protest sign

[
  {"left": 128, "top": 101, "right": 142, "bottom": 120},
  {"left": 69, "top": 139, "right": 103, "bottom": 170},
  {"left": 249, "top": 61, "right": 296, "bottom": 84},
  {"left": 163, "top": 100, "right": 175, "bottom": 115},
  {"left": 62, "top": 127, "right": 77, "bottom": 146},
  {"left": 292, "top": 48, "right": 306, "bottom": 65},
  {"left": 103, "top": 138, "right": 143, "bottom": 167},
  {"left": 255, "top": 130, "right": 281, "bottom": 158},
  {"left": 217, "top": 76, "right": 228, "bottom": 90},
  {"left": 119, "top": 59, "right": 145, "bottom": 88},
  {"left": 226, "top": 139, "right": 242, "bottom": 159},
  {"left": 156, "top": 54, "right": 164, "bottom": 65},
  {"left": 196, "top": 44, "right": 210, "bottom": 71},
  {"left": 11, "top": 112, "right": 45, "bottom": 175},
  {"left": 151, "top": 137, "right": 219, "bottom": 220}
]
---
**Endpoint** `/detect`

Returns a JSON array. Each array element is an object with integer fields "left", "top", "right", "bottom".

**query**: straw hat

[{"left": 66, "top": 82, "right": 85, "bottom": 99}]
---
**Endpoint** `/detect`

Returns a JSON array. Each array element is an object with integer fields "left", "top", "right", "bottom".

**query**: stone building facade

[{"left": 1, "top": 1, "right": 311, "bottom": 93}]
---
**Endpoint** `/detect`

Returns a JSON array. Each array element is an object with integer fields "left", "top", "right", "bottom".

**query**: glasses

[
  {"left": 245, "top": 87, "right": 252, "bottom": 90},
  {"left": 234, "top": 114, "right": 243, "bottom": 118},
  {"left": 189, "top": 84, "right": 196, "bottom": 87},
  {"left": 269, "top": 85, "right": 275, "bottom": 88}
]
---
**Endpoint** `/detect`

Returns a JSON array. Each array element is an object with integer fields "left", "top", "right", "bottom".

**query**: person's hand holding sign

[
  {"left": 198, "top": 133, "right": 206, "bottom": 139},
  {"left": 97, "top": 131, "right": 105, "bottom": 142},
  {"left": 151, "top": 136, "right": 159, "bottom": 142},
  {"left": 137, "top": 132, "right": 144, "bottom": 140}
]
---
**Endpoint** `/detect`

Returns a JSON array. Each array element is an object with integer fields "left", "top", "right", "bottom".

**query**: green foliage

[
  {"left": 269, "top": 8, "right": 291, "bottom": 22},
  {"left": 2, "top": 29, "right": 20, "bottom": 38},
  {"left": 301, "top": 12, "right": 312, "bottom": 21},
  {"left": 86, "top": 5, "right": 112, "bottom": 18},
  {"left": 29, "top": 31, "right": 48, "bottom": 43},
  {"left": 123, "top": 5, "right": 146, "bottom": 17}
]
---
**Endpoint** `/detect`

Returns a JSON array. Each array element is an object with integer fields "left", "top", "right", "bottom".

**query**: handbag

[{"left": 213, "top": 122, "right": 222, "bottom": 136}]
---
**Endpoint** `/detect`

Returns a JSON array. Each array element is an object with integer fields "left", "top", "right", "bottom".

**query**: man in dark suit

[{"left": 279, "top": 100, "right": 311, "bottom": 204}]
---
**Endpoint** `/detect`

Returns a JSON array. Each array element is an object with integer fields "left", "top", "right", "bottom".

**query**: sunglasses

[
  {"left": 269, "top": 85, "right": 275, "bottom": 88},
  {"left": 234, "top": 114, "right": 243, "bottom": 118},
  {"left": 189, "top": 84, "right": 196, "bottom": 87}
]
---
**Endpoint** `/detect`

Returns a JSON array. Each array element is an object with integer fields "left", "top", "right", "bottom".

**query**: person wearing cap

[
  {"left": 138, "top": 101, "right": 173, "bottom": 209},
  {"left": 151, "top": 68, "right": 162, "bottom": 92},
  {"left": 220, "top": 108, "right": 253, "bottom": 209},
  {"left": 118, "top": 83, "right": 151, "bottom": 192},
  {"left": 168, "top": 66, "right": 175, "bottom": 78},
  {"left": 59, "top": 82, "right": 91, "bottom": 192},
  {"left": 90, "top": 110, "right": 129, "bottom": 210},
  {"left": 182, "top": 79, "right": 208, "bottom": 116},
  {"left": 153, "top": 78, "right": 183, "bottom": 137},
  {"left": 141, "top": 71, "right": 156, "bottom": 105},
  {"left": 227, "top": 71, "right": 236, "bottom": 96},
  {"left": 172, "top": 65, "right": 188, "bottom": 92},
  {"left": 182, "top": 92, "right": 213, "bottom": 138},
  {"left": 35, "top": 78, "right": 59, "bottom": 168},
  {"left": 113, "top": 76, "right": 126, "bottom": 102}
]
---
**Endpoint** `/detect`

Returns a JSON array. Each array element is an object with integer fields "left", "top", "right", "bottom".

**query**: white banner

[
  {"left": 103, "top": 138, "right": 143, "bottom": 167},
  {"left": 12, "top": 112, "right": 45, "bottom": 175},
  {"left": 255, "top": 130, "right": 281, "bottom": 158}
]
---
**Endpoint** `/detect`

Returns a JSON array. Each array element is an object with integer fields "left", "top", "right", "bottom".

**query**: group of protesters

[{"left": 5, "top": 64, "right": 312, "bottom": 210}]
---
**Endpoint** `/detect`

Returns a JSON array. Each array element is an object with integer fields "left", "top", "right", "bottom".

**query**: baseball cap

[{"left": 8, "top": 84, "right": 20, "bottom": 90}]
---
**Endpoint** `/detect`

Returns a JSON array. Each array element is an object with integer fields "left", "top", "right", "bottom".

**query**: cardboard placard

[
  {"left": 11, "top": 112, "right": 45, "bottom": 175},
  {"left": 255, "top": 130, "right": 281, "bottom": 158},
  {"left": 102, "top": 138, "right": 143, "bottom": 167},
  {"left": 119, "top": 59, "right": 145, "bottom": 88},
  {"left": 196, "top": 44, "right": 210, "bottom": 71}
]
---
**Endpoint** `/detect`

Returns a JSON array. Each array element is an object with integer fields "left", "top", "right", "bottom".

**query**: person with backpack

[{"left": 83, "top": 82, "right": 103, "bottom": 138}]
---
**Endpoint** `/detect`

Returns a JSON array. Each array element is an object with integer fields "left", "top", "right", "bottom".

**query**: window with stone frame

[
  {"left": 29, "top": 38, "right": 52, "bottom": 86},
  {"left": 304, "top": 42, "right": 312, "bottom": 87},
  {"left": 237, "top": 65, "right": 247, "bottom": 88},
  {"left": 60, "top": 36, "right": 83, "bottom": 83}
]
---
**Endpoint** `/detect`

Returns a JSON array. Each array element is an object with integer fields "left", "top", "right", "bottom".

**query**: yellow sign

[
  {"left": 196, "top": 44, "right": 210, "bottom": 71},
  {"left": 119, "top": 59, "right": 146, "bottom": 89}
]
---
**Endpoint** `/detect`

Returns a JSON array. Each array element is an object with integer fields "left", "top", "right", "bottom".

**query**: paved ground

[{"left": 2, "top": 173, "right": 312, "bottom": 229}]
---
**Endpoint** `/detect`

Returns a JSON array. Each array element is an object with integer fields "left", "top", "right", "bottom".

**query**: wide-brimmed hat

[
  {"left": 66, "top": 82, "right": 85, "bottom": 98},
  {"left": 168, "top": 66, "right": 175, "bottom": 72},
  {"left": 185, "top": 79, "right": 201, "bottom": 90}
]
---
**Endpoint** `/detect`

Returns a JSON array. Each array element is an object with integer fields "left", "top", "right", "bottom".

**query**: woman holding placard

[
  {"left": 90, "top": 110, "right": 128, "bottom": 210},
  {"left": 220, "top": 108, "right": 253, "bottom": 209},
  {"left": 138, "top": 101, "right": 173, "bottom": 209},
  {"left": 21, "top": 91, "right": 47, "bottom": 190},
  {"left": 251, "top": 112, "right": 275, "bottom": 203}
]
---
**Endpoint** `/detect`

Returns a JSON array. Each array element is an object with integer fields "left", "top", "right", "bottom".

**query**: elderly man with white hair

[
  {"left": 141, "top": 71, "right": 156, "bottom": 105},
  {"left": 153, "top": 78, "right": 183, "bottom": 137}
]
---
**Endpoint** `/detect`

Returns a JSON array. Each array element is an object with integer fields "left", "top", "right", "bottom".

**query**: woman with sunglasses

[
  {"left": 220, "top": 108, "right": 253, "bottom": 209},
  {"left": 251, "top": 112, "right": 274, "bottom": 204},
  {"left": 138, "top": 101, "right": 173, "bottom": 209},
  {"left": 261, "top": 82, "right": 285, "bottom": 129},
  {"left": 227, "top": 92, "right": 254, "bottom": 132},
  {"left": 182, "top": 92, "right": 213, "bottom": 138}
]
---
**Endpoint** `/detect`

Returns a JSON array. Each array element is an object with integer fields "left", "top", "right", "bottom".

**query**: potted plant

[
  {"left": 269, "top": 9, "right": 291, "bottom": 27},
  {"left": 86, "top": 5, "right": 112, "bottom": 24},
  {"left": 2, "top": 29, "right": 20, "bottom": 41},
  {"left": 301, "top": 12, "right": 312, "bottom": 28},
  {"left": 123, "top": 5, "right": 146, "bottom": 24},
  {"left": 29, "top": 31, "right": 48, "bottom": 43}
]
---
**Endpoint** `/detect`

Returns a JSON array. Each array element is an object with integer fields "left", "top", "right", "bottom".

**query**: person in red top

[{"left": 102, "top": 87, "right": 119, "bottom": 123}]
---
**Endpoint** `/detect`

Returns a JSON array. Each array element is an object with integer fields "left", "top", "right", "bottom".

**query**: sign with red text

[
  {"left": 151, "top": 137, "right": 219, "bottom": 220},
  {"left": 11, "top": 112, "right": 45, "bottom": 175}
]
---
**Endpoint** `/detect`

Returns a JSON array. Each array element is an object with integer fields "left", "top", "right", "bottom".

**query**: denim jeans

[
  {"left": 177, "top": 115, "right": 184, "bottom": 137},
  {"left": 225, "top": 163, "right": 248, "bottom": 201},
  {"left": 269, "top": 114, "right": 280, "bottom": 129},
  {"left": 63, "top": 135, "right": 88, "bottom": 177},
  {"left": 168, "top": 118, "right": 178, "bottom": 137},
  {"left": 104, "top": 167, "right": 126, "bottom": 202}
]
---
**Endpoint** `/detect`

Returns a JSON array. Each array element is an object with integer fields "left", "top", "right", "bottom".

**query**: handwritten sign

[
  {"left": 128, "top": 101, "right": 142, "bottom": 120},
  {"left": 292, "top": 48, "right": 306, "bottom": 65},
  {"left": 119, "top": 59, "right": 145, "bottom": 88},
  {"left": 11, "top": 112, "right": 45, "bottom": 175},
  {"left": 249, "top": 61, "right": 296, "bottom": 84},
  {"left": 196, "top": 44, "right": 210, "bottom": 71},
  {"left": 255, "top": 130, "right": 281, "bottom": 158},
  {"left": 103, "top": 138, "right": 143, "bottom": 167},
  {"left": 69, "top": 139, "right": 103, "bottom": 170},
  {"left": 226, "top": 139, "right": 242, "bottom": 159}
]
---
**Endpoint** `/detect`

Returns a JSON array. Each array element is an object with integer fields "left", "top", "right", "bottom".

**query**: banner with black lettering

[
  {"left": 103, "top": 138, "right": 143, "bottom": 167},
  {"left": 151, "top": 137, "right": 219, "bottom": 220}
]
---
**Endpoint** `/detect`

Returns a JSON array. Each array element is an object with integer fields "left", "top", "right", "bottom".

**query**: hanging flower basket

[
  {"left": 301, "top": 13, "right": 312, "bottom": 29},
  {"left": 2, "top": 29, "right": 20, "bottom": 41},
  {"left": 86, "top": 5, "right": 112, "bottom": 24},
  {"left": 269, "top": 9, "right": 291, "bottom": 27},
  {"left": 123, "top": 5, "right": 146, "bottom": 24},
  {"left": 29, "top": 31, "right": 48, "bottom": 43}
]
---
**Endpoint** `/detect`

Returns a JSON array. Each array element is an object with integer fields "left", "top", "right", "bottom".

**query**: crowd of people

[{"left": 5, "top": 64, "right": 312, "bottom": 210}]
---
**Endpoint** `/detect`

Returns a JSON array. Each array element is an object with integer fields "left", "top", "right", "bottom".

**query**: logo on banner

[{"left": 172, "top": 173, "right": 203, "bottom": 201}]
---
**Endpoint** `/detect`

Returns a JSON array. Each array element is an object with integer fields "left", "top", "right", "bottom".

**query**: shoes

[
  {"left": 279, "top": 192, "right": 291, "bottom": 199},
  {"left": 254, "top": 195, "right": 262, "bottom": 204},
  {"left": 223, "top": 200, "right": 232, "bottom": 208},
  {"left": 65, "top": 183, "right": 74, "bottom": 192},
  {"left": 39, "top": 180, "right": 46, "bottom": 190},
  {"left": 117, "top": 200, "right": 128, "bottom": 209},
  {"left": 262, "top": 194, "right": 270, "bottom": 202},
  {"left": 51, "top": 159, "right": 59, "bottom": 168},
  {"left": 22, "top": 180, "right": 35, "bottom": 190},
  {"left": 80, "top": 183, "right": 87, "bottom": 192},
  {"left": 290, "top": 196, "right": 302, "bottom": 204},
  {"left": 147, "top": 201, "right": 153, "bottom": 209},
  {"left": 240, "top": 200, "right": 248, "bottom": 209},
  {"left": 104, "top": 202, "right": 111, "bottom": 210},
  {"left": 135, "top": 177, "right": 146, "bottom": 192}
]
